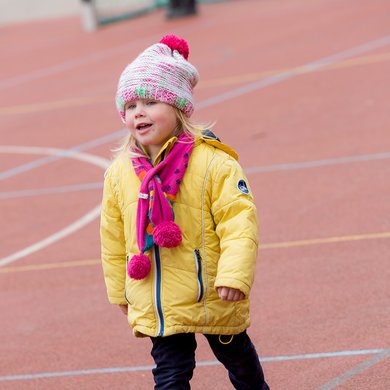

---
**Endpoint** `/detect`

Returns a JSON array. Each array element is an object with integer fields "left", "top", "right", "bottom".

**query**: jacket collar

[
  {"left": 138, "top": 136, "right": 178, "bottom": 166},
  {"left": 140, "top": 133, "right": 238, "bottom": 165},
  {"left": 195, "top": 137, "right": 238, "bottom": 161}
]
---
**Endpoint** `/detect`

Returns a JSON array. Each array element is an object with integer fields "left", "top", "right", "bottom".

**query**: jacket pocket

[{"left": 194, "top": 249, "right": 204, "bottom": 303}]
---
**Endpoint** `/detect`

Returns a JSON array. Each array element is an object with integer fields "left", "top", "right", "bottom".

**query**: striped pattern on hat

[{"left": 116, "top": 36, "right": 199, "bottom": 122}]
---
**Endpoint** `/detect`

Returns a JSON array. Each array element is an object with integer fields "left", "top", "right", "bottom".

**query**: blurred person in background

[{"left": 166, "top": 0, "right": 197, "bottom": 18}]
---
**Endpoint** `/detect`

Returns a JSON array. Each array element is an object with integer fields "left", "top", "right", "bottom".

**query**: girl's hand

[
  {"left": 118, "top": 304, "right": 128, "bottom": 315},
  {"left": 217, "top": 287, "right": 245, "bottom": 301}
]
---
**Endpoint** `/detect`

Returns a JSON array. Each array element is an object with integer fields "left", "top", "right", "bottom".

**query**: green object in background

[
  {"left": 84, "top": 0, "right": 232, "bottom": 29},
  {"left": 154, "top": 0, "right": 168, "bottom": 7}
]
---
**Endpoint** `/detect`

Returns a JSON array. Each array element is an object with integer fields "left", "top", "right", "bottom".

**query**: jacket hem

[{"left": 132, "top": 321, "right": 250, "bottom": 338}]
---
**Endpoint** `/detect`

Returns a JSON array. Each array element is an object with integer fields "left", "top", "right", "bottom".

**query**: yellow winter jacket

[{"left": 100, "top": 136, "right": 259, "bottom": 337}]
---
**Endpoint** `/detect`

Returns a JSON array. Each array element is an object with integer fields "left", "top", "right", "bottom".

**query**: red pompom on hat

[{"left": 160, "top": 35, "right": 190, "bottom": 60}]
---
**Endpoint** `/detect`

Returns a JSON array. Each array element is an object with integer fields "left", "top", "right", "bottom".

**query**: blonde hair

[{"left": 113, "top": 107, "right": 214, "bottom": 159}]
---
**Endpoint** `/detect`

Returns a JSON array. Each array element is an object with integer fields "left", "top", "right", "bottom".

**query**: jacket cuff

[
  {"left": 214, "top": 277, "right": 250, "bottom": 298},
  {"left": 108, "top": 296, "right": 127, "bottom": 305}
]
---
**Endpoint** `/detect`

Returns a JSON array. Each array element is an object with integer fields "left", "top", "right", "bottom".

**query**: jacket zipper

[
  {"left": 124, "top": 255, "right": 130, "bottom": 304},
  {"left": 194, "top": 249, "right": 204, "bottom": 303},
  {"left": 200, "top": 154, "right": 217, "bottom": 325},
  {"left": 153, "top": 245, "right": 164, "bottom": 336}
]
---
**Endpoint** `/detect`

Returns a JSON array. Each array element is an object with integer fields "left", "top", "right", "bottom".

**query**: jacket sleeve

[
  {"left": 210, "top": 156, "right": 259, "bottom": 298},
  {"left": 100, "top": 170, "right": 127, "bottom": 305}
]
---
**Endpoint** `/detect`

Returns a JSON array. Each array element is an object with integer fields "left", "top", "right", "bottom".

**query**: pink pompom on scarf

[
  {"left": 127, "top": 253, "right": 151, "bottom": 280},
  {"left": 127, "top": 133, "right": 194, "bottom": 280}
]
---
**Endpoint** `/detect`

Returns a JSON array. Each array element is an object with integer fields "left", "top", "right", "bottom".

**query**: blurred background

[
  {"left": 0, "top": 0, "right": 80, "bottom": 24},
  {"left": 1, "top": 0, "right": 390, "bottom": 389}
]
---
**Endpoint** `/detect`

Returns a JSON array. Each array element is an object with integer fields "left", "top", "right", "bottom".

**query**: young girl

[{"left": 100, "top": 35, "right": 269, "bottom": 389}]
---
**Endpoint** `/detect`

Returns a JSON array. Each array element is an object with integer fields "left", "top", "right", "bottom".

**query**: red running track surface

[{"left": 0, "top": 0, "right": 390, "bottom": 388}]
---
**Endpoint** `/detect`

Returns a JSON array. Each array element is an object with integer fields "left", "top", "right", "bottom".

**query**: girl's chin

[
  {"left": 136, "top": 128, "right": 152, "bottom": 136},
  {"left": 134, "top": 132, "right": 152, "bottom": 142}
]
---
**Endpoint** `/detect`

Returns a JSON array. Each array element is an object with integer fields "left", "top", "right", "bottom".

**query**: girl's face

[{"left": 125, "top": 99, "right": 178, "bottom": 160}]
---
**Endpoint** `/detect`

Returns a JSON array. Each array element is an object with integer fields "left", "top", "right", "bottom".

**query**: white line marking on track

[
  {"left": 2, "top": 149, "right": 390, "bottom": 200},
  {"left": 316, "top": 349, "right": 390, "bottom": 390},
  {"left": 197, "top": 35, "right": 390, "bottom": 110},
  {"left": 0, "top": 182, "right": 103, "bottom": 199},
  {"left": 0, "top": 146, "right": 110, "bottom": 267},
  {"left": 0, "top": 35, "right": 162, "bottom": 90},
  {"left": 2, "top": 35, "right": 390, "bottom": 266},
  {"left": 0, "top": 348, "right": 388, "bottom": 381},
  {"left": 2, "top": 35, "right": 390, "bottom": 182},
  {"left": 244, "top": 151, "right": 390, "bottom": 174},
  {"left": 0, "top": 130, "right": 123, "bottom": 181},
  {"left": 0, "top": 205, "right": 101, "bottom": 267},
  {"left": 0, "top": 23, "right": 213, "bottom": 90}
]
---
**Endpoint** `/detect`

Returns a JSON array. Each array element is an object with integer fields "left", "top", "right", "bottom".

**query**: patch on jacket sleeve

[{"left": 237, "top": 179, "right": 250, "bottom": 195}]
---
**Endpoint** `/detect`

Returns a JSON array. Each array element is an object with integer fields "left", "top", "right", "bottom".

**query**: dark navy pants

[{"left": 150, "top": 331, "right": 270, "bottom": 389}]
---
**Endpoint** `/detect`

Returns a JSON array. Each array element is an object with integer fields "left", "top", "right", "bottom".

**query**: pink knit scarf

[{"left": 128, "top": 133, "right": 194, "bottom": 280}]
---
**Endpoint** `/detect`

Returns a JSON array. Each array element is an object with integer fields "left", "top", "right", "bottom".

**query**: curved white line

[
  {"left": 0, "top": 146, "right": 110, "bottom": 267},
  {"left": 0, "top": 206, "right": 101, "bottom": 267},
  {"left": 2, "top": 36, "right": 390, "bottom": 267},
  {"left": 0, "top": 145, "right": 110, "bottom": 169}
]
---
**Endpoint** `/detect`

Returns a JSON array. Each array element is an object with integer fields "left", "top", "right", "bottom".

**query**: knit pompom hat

[{"left": 116, "top": 35, "right": 199, "bottom": 122}]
